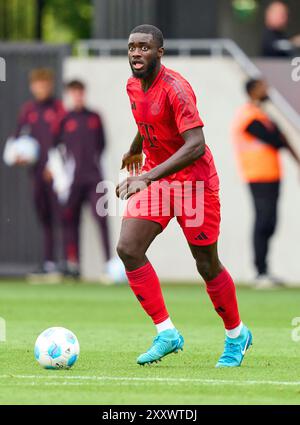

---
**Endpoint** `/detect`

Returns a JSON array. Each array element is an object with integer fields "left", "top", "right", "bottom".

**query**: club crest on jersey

[
  {"left": 88, "top": 116, "right": 99, "bottom": 129},
  {"left": 65, "top": 119, "right": 78, "bottom": 133},
  {"left": 131, "top": 101, "right": 136, "bottom": 110},
  {"left": 150, "top": 102, "right": 161, "bottom": 116},
  {"left": 28, "top": 111, "right": 38, "bottom": 124},
  {"left": 44, "top": 109, "right": 56, "bottom": 123}
]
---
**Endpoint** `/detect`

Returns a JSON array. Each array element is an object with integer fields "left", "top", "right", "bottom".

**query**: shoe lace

[
  {"left": 219, "top": 339, "right": 241, "bottom": 362},
  {"left": 150, "top": 335, "right": 169, "bottom": 354}
]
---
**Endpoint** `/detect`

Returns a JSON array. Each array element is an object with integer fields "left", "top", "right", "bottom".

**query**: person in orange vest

[{"left": 232, "top": 78, "right": 300, "bottom": 288}]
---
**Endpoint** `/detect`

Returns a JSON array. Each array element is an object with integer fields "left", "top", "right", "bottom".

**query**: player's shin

[
  {"left": 126, "top": 261, "right": 171, "bottom": 327},
  {"left": 205, "top": 268, "right": 241, "bottom": 335}
]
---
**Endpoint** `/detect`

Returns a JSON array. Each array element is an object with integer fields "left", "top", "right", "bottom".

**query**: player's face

[
  {"left": 128, "top": 33, "right": 163, "bottom": 79},
  {"left": 67, "top": 88, "right": 85, "bottom": 110},
  {"left": 30, "top": 79, "right": 54, "bottom": 102}
]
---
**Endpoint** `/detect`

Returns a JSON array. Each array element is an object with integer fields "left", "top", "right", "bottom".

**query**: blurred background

[{"left": 0, "top": 0, "right": 299, "bottom": 283}]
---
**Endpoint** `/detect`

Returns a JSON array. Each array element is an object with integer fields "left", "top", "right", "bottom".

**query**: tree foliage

[
  {"left": 0, "top": 0, "right": 93, "bottom": 42},
  {"left": 43, "top": 0, "right": 92, "bottom": 42}
]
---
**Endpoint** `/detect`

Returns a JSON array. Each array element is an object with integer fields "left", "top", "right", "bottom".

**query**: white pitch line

[{"left": 1, "top": 374, "right": 300, "bottom": 387}]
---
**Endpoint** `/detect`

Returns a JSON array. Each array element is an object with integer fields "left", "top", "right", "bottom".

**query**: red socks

[
  {"left": 205, "top": 268, "right": 241, "bottom": 330},
  {"left": 126, "top": 262, "right": 169, "bottom": 325},
  {"left": 126, "top": 262, "right": 240, "bottom": 331}
]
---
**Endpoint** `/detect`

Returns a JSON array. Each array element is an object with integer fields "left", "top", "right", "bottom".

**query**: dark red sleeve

[{"left": 168, "top": 81, "right": 204, "bottom": 134}]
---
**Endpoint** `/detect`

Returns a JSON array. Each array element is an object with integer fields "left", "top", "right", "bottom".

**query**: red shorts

[{"left": 123, "top": 180, "right": 220, "bottom": 246}]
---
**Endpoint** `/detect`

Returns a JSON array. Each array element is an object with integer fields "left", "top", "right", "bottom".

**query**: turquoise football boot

[
  {"left": 216, "top": 325, "right": 253, "bottom": 368},
  {"left": 137, "top": 328, "right": 184, "bottom": 365}
]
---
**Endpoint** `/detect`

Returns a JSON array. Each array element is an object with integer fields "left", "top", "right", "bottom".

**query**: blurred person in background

[
  {"left": 262, "top": 1, "right": 300, "bottom": 57},
  {"left": 14, "top": 68, "right": 65, "bottom": 277},
  {"left": 232, "top": 78, "right": 300, "bottom": 288},
  {"left": 58, "top": 80, "right": 123, "bottom": 281}
]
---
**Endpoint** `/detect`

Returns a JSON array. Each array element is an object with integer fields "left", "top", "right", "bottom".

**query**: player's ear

[{"left": 158, "top": 47, "right": 164, "bottom": 58}]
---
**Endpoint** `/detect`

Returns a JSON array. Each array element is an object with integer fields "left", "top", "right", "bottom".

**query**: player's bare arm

[
  {"left": 146, "top": 126, "right": 206, "bottom": 181},
  {"left": 116, "top": 126, "right": 206, "bottom": 199},
  {"left": 121, "top": 131, "right": 143, "bottom": 175}
]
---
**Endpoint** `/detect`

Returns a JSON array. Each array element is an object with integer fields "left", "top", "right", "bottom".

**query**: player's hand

[
  {"left": 116, "top": 175, "right": 151, "bottom": 199},
  {"left": 121, "top": 152, "right": 143, "bottom": 176},
  {"left": 291, "top": 34, "right": 300, "bottom": 47},
  {"left": 15, "top": 156, "right": 30, "bottom": 166},
  {"left": 43, "top": 167, "right": 53, "bottom": 183}
]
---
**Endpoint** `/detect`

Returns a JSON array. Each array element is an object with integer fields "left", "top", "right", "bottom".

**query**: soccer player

[
  {"left": 58, "top": 80, "right": 111, "bottom": 278},
  {"left": 15, "top": 68, "right": 65, "bottom": 274},
  {"left": 116, "top": 25, "right": 252, "bottom": 367}
]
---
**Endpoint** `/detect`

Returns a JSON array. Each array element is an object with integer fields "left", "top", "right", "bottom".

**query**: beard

[{"left": 130, "top": 56, "right": 157, "bottom": 79}]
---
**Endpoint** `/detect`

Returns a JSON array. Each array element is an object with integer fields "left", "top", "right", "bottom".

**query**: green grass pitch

[{"left": 0, "top": 281, "right": 300, "bottom": 405}]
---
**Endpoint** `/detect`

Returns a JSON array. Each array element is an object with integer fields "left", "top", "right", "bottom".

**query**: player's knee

[
  {"left": 196, "top": 258, "right": 220, "bottom": 281},
  {"left": 116, "top": 240, "right": 143, "bottom": 266}
]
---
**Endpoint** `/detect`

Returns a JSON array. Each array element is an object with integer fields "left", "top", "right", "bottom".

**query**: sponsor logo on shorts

[{"left": 195, "top": 232, "right": 208, "bottom": 241}]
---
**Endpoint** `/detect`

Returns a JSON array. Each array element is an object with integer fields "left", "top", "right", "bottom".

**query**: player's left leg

[
  {"left": 178, "top": 186, "right": 252, "bottom": 367},
  {"left": 189, "top": 241, "right": 252, "bottom": 367}
]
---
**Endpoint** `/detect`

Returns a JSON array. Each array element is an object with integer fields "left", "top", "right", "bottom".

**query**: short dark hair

[
  {"left": 65, "top": 80, "right": 85, "bottom": 90},
  {"left": 245, "top": 78, "right": 261, "bottom": 95},
  {"left": 130, "top": 24, "right": 164, "bottom": 48}
]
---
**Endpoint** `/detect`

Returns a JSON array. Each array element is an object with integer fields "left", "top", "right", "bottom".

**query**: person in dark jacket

[
  {"left": 15, "top": 68, "right": 65, "bottom": 275},
  {"left": 58, "top": 80, "right": 112, "bottom": 278}
]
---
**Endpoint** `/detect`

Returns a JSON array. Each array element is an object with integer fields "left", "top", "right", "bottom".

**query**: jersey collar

[{"left": 139, "top": 65, "right": 165, "bottom": 94}]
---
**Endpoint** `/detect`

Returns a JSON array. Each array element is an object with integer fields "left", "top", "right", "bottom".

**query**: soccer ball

[{"left": 34, "top": 327, "right": 80, "bottom": 369}]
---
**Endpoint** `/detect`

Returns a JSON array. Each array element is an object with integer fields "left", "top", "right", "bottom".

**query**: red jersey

[{"left": 126, "top": 65, "right": 219, "bottom": 190}]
